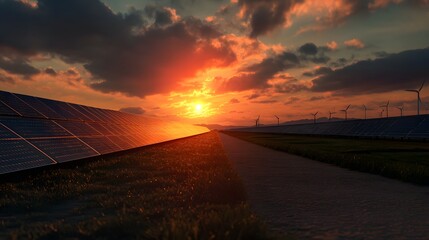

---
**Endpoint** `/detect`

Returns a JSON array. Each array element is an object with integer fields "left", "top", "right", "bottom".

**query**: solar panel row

[
  {"left": 0, "top": 90, "right": 209, "bottom": 175},
  {"left": 230, "top": 115, "right": 429, "bottom": 140}
]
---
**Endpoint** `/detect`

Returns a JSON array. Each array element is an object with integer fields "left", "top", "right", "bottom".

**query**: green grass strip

[{"left": 223, "top": 131, "right": 429, "bottom": 185}]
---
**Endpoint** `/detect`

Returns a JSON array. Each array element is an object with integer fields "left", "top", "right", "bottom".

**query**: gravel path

[{"left": 219, "top": 133, "right": 429, "bottom": 240}]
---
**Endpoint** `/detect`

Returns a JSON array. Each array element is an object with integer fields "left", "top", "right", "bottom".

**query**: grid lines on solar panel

[
  {"left": 0, "top": 101, "right": 19, "bottom": 116},
  {"left": 0, "top": 117, "right": 72, "bottom": 138},
  {"left": 79, "top": 136, "right": 121, "bottom": 154},
  {"left": 0, "top": 91, "right": 45, "bottom": 118},
  {"left": 67, "top": 104, "right": 97, "bottom": 122},
  {"left": 55, "top": 120, "right": 102, "bottom": 137},
  {"left": 0, "top": 123, "right": 20, "bottom": 139},
  {"left": 15, "top": 93, "right": 66, "bottom": 119},
  {"left": 0, "top": 140, "right": 56, "bottom": 174},
  {"left": 29, "top": 138, "right": 99, "bottom": 163},
  {"left": 38, "top": 98, "right": 81, "bottom": 120},
  {"left": 87, "top": 123, "right": 114, "bottom": 136}
]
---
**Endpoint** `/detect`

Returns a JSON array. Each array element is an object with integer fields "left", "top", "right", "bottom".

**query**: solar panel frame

[
  {"left": 0, "top": 117, "right": 72, "bottom": 138},
  {"left": 0, "top": 91, "right": 45, "bottom": 118},
  {"left": 15, "top": 93, "right": 66, "bottom": 119},
  {"left": 0, "top": 140, "right": 56, "bottom": 174},
  {"left": 29, "top": 137, "right": 99, "bottom": 163}
]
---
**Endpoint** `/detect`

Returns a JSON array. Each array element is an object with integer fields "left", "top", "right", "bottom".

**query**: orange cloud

[{"left": 344, "top": 38, "right": 365, "bottom": 49}]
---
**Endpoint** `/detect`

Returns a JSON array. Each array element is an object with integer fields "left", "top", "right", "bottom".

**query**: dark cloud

[
  {"left": 0, "top": 55, "right": 40, "bottom": 77},
  {"left": 297, "top": 42, "right": 330, "bottom": 64},
  {"left": 44, "top": 67, "right": 57, "bottom": 76},
  {"left": 237, "top": 0, "right": 304, "bottom": 38},
  {"left": 65, "top": 68, "right": 79, "bottom": 76},
  {"left": 312, "top": 48, "right": 429, "bottom": 95},
  {"left": 308, "top": 96, "right": 325, "bottom": 101},
  {"left": 298, "top": 43, "right": 318, "bottom": 55},
  {"left": 229, "top": 98, "right": 240, "bottom": 104},
  {"left": 284, "top": 96, "right": 300, "bottom": 105},
  {"left": 217, "top": 51, "right": 299, "bottom": 92},
  {"left": 247, "top": 93, "right": 261, "bottom": 100},
  {"left": 144, "top": 5, "right": 177, "bottom": 26},
  {"left": 274, "top": 82, "right": 309, "bottom": 93},
  {"left": 302, "top": 67, "right": 333, "bottom": 77},
  {"left": 0, "top": 0, "right": 236, "bottom": 97},
  {"left": 119, "top": 107, "right": 146, "bottom": 115},
  {"left": 251, "top": 100, "right": 278, "bottom": 104}
]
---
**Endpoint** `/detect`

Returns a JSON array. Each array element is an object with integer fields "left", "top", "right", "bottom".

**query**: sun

[{"left": 195, "top": 103, "right": 203, "bottom": 114}]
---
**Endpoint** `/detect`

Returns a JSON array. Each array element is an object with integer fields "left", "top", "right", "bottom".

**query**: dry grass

[{"left": 0, "top": 131, "right": 276, "bottom": 239}]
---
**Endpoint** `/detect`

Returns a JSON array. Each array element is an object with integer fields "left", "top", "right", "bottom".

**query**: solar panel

[
  {"left": 79, "top": 136, "right": 121, "bottom": 154},
  {"left": 0, "top": 123, "right": 20, "bottom": 139},
  {"left": 229, "top": 115, "right": 429, "bottom": 140},
  {"left": 55, "top": 120, "right": 101, "bottom": 136},
  {"left": 15, "top": 93, "right": 66, "bottom": 119},
  {"left": 0, "top": 91, "right": 44, "bottom": 118},
  {"left": 38, "top": 98, "right": 81, "bottom": 120},
  {"left": 0, "top": 140, "right": 56, "bottom": 174},
  {"left": 29, "top": 138, "right": 99, "bottom": 163},
  {"left": 0, "top": 90, "right": 209, "bottom": 174},
  {"left": 0, "top": 101, "right": 19, "bottom": 116},
  {"left": 0, "top": 117, "right": 71, "bottom": 138}
]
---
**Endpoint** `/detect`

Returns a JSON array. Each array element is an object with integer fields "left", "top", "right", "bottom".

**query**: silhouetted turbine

[
  {"left": 405, "top": 80, "right": 425, "bottom": 115},
  {"left": 363, "top": 104, "right": 368, "bottom": 120},
  {"left": 380, "top": 100, "right": 390, "bottom": 118},
  {"left": 396, "top": 105, "right": 404, "bottom": 117},
  {"left": 340, "top": 104, "right": 351, "bottom": 120},
  {"left": 311, "top": 112, "right": 318, "bottom": 124},
  {"left": 329, "top": 111, "right": 336, "bottom": 120},
  {"left": 274, "top": 115, "right": 279, "bottom": 126}
]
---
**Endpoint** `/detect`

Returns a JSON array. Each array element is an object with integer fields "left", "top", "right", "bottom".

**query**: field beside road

[
  {"left": 0, "top": 131, "right": 275, "bottom": 239},
  {"left": 223, "top": 131, "right": 429, "bottom": 185}
]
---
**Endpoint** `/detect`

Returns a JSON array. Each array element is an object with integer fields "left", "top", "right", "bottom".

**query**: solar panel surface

[{"left": 0, "top": 91, "right": 209, "bottom": 174}]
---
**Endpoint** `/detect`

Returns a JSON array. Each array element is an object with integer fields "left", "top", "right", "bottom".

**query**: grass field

[
  {"left": 223, "top": 131, "right": 429, "bottom": 185},
  {"left": 0, "top": 131, "right": 276, "bottom": 239}
]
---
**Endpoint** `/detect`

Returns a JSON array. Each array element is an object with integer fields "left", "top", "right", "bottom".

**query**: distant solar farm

[
  {"left": 0, "top": 91, "right": 208, "bottom": 175},
  {"left": 229, "top": 114, "right": 429, "bottom": 140}
]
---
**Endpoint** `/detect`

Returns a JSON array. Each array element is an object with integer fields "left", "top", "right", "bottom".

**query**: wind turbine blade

[
  {"left": 419, "top": 80, "right": 425, "bottom": 91},
  {"left": 405, "top": 89, "right": 418, "bottom": 92},
  {"left": 346, "top": 104, "right": 351, "bottom": 110}
]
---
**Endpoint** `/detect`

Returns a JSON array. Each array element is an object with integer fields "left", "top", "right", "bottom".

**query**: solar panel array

[
  {"left": 228, "top": 115, "right": 429, "bottom": 140},
  {"left": 0, "top": 90, "right": 209, "bottom": 175}
]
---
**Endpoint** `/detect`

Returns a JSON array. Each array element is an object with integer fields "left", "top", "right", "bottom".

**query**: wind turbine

[
  {"left": 274, "top": 115, "right": 279, "bottom": 126},
  {"left": 255, "top": 115, "right": 260, "bottom": 127},
  {"left": 363, "top": 104, "right": 368, "bottom": 120},
  {"left": 328, "top": 110, "right": 336, "bottom": 120},
  {"left": 380, "top": 109, "right": 384, "bottom": 118},
  {"left": 311, "top": 112, "right": 318, "bottom": 124},
  {"left": 405, "top": 80, "right": 425, "bottom": 115},
  {"left": 340, "top": 104, "right": 351, "bottom": 120},
  {"left": 380, "top": 100, "right": 390, "bottom": 118},
  {"left": 396, "top": 105, "right": 404, "bottom": 117}
]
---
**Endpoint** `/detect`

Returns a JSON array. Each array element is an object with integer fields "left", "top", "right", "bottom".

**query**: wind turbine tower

[
  {"left": 396, "top": 105, "right": 404, "bottom": 117},
  {"left": 329, "top": 111, "right": 336, "bottom": 120},
  {"left": 405, "top": 80, "right": 425, "bottom": 115},
  {"left": 255, "top": 115, "right": 260, "bottom": 127},
  {"left": 311, "top": 112, "right": 318, "bottom": 124},
  {"left": 340, "top": 104, "right": 351, "bottom": 120},
  {"left": 363, "top": 105, "right": 368, "bottom": 120},
  {"left": 274, "top": 115, "right": 279, "bottom": 126},
  {"left": 380, "top": 100, "right": 390, "bottom": 118}
]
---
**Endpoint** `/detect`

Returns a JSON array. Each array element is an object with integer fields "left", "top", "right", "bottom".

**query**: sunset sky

[{"left": 0, "top": 0, "right": 428, "bottom": 126}]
